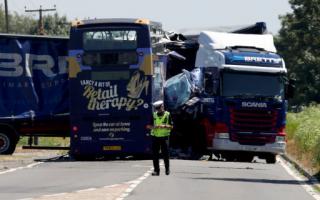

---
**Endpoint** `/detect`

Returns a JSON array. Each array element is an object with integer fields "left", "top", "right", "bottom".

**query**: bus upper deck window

[
  {"left": 82, "top": 29, "right": 139, "bottom": 66},
  {"left": 83, "top": 30, "right": 137, "bottom": 51}
]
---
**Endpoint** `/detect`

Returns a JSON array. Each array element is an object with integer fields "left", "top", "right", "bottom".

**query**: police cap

[{"left": 153, "top": 100, "right": 163, "bottom": 109}]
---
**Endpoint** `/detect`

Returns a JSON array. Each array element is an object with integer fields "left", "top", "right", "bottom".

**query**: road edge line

[
  {"left": 0, "top": 162, "right": 43, "bottom": 175},
  {"left": 279, "top": 156, "right": 320, "bottom": 200}
]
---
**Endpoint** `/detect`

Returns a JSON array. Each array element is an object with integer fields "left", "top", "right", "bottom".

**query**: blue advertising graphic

[
  {"left": 224, "top": 51, "right": 283, "bottom": 67},
  {"left": 0, "top": 36, "right": 69, "bottom": 118}
]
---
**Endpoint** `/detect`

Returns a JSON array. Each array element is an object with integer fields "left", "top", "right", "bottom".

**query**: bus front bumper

[{"left": 210, "top": 138, "right": 286, "bottom": 154}]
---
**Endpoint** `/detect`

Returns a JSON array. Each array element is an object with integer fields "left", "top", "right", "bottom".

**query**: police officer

[{"left": 147, "top": 100, "right": 173, "bottom": 176}]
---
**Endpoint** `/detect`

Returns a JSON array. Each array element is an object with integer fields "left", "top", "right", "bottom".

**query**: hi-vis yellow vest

[{"left": 151, "top": 111, "right": 171, "bottom": 137}]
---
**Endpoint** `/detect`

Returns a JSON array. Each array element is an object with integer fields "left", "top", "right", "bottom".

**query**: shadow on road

[
  {"left": 33, "top": 154, "right": 153, "bottom": 162},
  {"left": 34, "top": 154, "right": 72, "bottom": 162},
  {"left": 208, "top": 166, "right": 266, "bottom": 171},
  {"left": 191, "top": 177, "right": 311, "bottom": 185}
]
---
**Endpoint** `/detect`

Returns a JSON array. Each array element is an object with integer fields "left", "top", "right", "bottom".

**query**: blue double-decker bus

[{"left": 68, "top": 18, "right": 167, "bottom": 158}]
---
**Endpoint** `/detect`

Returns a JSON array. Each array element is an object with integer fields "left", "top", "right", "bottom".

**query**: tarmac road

[
  {"left": 127, "top": 159, "right": 318, "bottom": 200},
  {"left": 0, "top": 156, "right": 318, "bottom": 200}
]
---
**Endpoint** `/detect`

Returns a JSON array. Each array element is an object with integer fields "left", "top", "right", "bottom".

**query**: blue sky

[{"left": 7, "top": 0, "right": 292, "bottom": 34}]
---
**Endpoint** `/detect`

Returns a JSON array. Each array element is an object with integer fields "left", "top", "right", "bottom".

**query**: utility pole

[
  {"left": 4, "top": 0, "right": 9, "bottom": 33},
  {"left": 25, "top": 5, "right": 56, "bottom": 35}
]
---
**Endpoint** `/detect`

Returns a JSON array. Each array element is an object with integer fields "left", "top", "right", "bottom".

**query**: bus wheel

[
  {"left": 71, "top": 154, "right": 95, "bottom": 161},
  {"left": 266, "top": 154, "right": 277, "bottom": 164},
  {"left": 0, "top": 130, "right": 17, "bottom": 155}
]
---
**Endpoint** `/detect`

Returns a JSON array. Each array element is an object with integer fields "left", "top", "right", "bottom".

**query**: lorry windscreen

[{"left": 222, "top": 72, "right": 285, "bottom": 98}]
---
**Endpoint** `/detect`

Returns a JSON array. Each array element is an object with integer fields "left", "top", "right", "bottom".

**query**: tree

[
  {"left": 0, "top": 4, "right": 69, "bottom": 36},
  {"left": 42, "top": 13, "right": 69, "bottom": 36},
  {"left": 276, "top": 0, "right": 320, "bottom": 105}
]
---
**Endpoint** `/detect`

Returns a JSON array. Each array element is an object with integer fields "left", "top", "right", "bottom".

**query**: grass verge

[
  {"left": 18, "top": 136, "right": 70, "bottom": 147},
  {"left": 286, "top": 105, "right": 320, "bottom": 178}
]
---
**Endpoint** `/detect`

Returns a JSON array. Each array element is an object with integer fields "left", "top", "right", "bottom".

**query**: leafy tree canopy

[{"left": 276, "top": 0, "right": 320, "bottom": 105}]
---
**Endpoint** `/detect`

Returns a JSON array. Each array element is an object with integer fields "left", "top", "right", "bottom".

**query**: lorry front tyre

[
  {"left": 238, "top": 154, "right": 253, "bottom": 163},
  {"left": 222, "top": 153, "right": 236, "bottom": 162},
  {"left": 266, "top": 154, "right": 277, "bottom": 164},
  {"left": 0, "top": 131, "right": 17, "bottom": 155}
]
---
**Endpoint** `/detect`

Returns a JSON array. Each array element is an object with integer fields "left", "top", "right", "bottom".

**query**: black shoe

[
  {"left": 152, "top": 171, "right": 159, "bottom": 176},
  {"left": 165, "top": 169, "right": 170, "bottom": 175}
]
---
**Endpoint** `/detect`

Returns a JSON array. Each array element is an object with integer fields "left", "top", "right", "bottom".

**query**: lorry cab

[{"left": 195, "top": 31, "right": 288, "bottom": 163}]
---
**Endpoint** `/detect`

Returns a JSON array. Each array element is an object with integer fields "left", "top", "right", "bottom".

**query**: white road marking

[
  {"left": 116, "top": 167, "right": 154, "bottom": 200},
  {"left": 103, "top": 184, "right": 120, "bottom": 188},
  {"left": 0, "top": 162, "right": 43, "bottom": 175},
  {"left": 42, "top": 193, "right": 67, "bottom": 197},
  {"left": 17, "top": 198, "right": 33, "bottom": 200},
  {"left": 76, "top": 188, "right": 97, "bottom": 193},
  {"left": 279, "top": 156, "right": 320, "bottom": 200},
  {"left": 19, "top": 163, "right": 155, "bottom": 200}
]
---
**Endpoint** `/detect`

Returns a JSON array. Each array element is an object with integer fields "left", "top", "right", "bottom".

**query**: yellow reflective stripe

[
  {"left": 71, "top": 20, "right": 84, "bottom": 27},
  {"left": 139, "top": 54, "right": 153, "bottom": 75},
  {"left": 68, "top": 57, "right": 81, "bottom": 78},
  {"left": 135, "top": 18, "right": 150, "bottom": 25}
]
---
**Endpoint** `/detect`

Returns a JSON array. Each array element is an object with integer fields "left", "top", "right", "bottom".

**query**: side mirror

[
  {"left": 204, "top": 67, "right": 220, "bottom": 96},
  {"left": 286, "top": 78, "right": 295, "bottom": 99}
]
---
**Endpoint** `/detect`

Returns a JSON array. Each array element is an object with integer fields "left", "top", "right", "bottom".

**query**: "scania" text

[{"left": 241, "top": 102, "right": 267, "bottom": 108}]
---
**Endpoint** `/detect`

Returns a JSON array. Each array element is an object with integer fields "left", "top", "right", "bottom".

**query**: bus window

[
  {"left": 82, "top": 29, "right": 138, "bottom": 66},
  {"left": 82, "top": 51, "right": 138, "bottom": 66},
  {"left": 153, "top": 58, "right": 166, "bottom": 102},
  {"left": 151, "top": 27, "right": 165, "bottom": 53},
  {"left": 83, "top": 30, "right": 137, "bottom": 51}
]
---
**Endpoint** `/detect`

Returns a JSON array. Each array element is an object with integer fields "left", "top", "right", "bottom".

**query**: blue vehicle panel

[{"left": 0, "top": 35, "right": 69, "bottom": 118}]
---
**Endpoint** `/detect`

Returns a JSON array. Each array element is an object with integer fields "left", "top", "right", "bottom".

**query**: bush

[{"left": 286, "top": 105, "right": 320, "bottom": 166}]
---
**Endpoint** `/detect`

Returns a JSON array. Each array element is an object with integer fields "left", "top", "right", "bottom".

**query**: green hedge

[{"left": 286, "top": 105, "right": 320, "bottom": 165}]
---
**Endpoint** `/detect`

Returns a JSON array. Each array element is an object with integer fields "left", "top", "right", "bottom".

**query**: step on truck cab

[{"left": 195, "top": 31, "right": 292, "bottom": 163}]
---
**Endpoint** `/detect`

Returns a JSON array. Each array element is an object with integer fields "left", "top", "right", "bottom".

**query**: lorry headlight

[
  {"left": 276, "top": 136, "right": 285, "bottom": 142},
  {"left": 216, "top": 133, "right": 229, "bottom": 139}
]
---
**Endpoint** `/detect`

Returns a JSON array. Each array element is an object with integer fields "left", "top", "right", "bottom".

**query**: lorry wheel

[
  {"left": 222, "top": 153, "right": 236, "bottom": 162},
  {"left": 225, "top": 156, "right": 236, "bottom": 162},
  {"left": 0, "top": 131, "right": 17, "bottom": 155},
  {"left": 266, "top": 154, "right": 277, "bottom": 164},
  {"left": 238, "top": 154, "right": 253, "bottom": 163}
]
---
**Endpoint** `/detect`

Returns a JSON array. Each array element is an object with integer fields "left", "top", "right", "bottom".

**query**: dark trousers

[{"left": 152, "top": 136, "right": 170, "bottom": 173}]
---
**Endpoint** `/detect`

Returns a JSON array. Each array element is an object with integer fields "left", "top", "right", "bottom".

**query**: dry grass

[
  {"left": 286, "top": 139, "right": 319, "bottom": 176},
  {"left": 286, "top": 105, "right": 320, "bottom": 176},
  {"left": 18, "top": 136, "right": 70, "bottom": 147}
]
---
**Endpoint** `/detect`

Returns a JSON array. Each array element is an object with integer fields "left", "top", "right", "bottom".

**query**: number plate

[
  {"left": 103, "top": 146, "right": 122, "bottom": 151},
  {"left": 242, "top": 146, "right": 261, "bottom": 152}
]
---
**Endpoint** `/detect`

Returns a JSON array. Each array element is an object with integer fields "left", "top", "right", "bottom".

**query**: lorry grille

[{"left": 229, "top": 108, "right": 277, "bottom": 145}]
